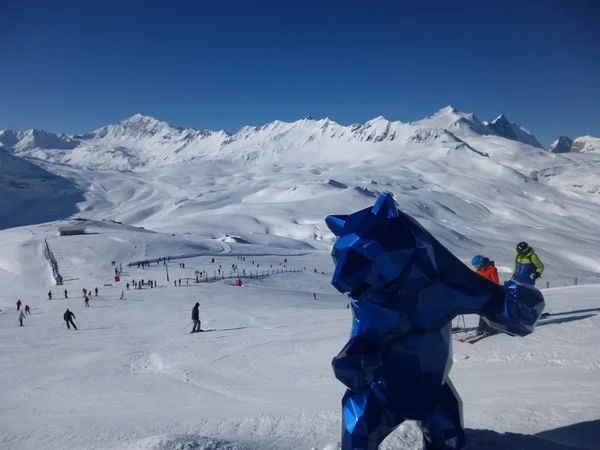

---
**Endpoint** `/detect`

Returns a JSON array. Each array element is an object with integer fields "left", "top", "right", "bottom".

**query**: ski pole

[{"left": 180, "top": 321, "right": 193, "bottom": 332}]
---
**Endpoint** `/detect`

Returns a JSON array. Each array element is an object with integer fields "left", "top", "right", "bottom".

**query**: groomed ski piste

[{"left": 0, "top": 219, "right": 599, "bottom": 450}]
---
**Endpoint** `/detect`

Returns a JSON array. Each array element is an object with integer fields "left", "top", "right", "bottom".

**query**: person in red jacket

[
  {"left": 471, "top": 255, "right": 500, "bottom": 333},
  {"left": 472, "top": 255, "right": 499, "bottom": 284}
]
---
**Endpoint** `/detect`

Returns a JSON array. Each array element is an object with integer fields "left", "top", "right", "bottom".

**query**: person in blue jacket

[{"left": 512, "top": 241, "right": 544, "bottom": 285}]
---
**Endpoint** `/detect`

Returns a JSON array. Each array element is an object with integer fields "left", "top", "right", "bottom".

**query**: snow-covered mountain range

[
  {"left": 1, "top": 105, "right": 599, "bottom": 264},
  {"left": 4, "top": 106, "right": 594, "bottom": 170}
]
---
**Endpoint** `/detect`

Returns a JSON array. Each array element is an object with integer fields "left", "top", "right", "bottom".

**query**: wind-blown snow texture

[{"left": 0, "top": 106, "right": 599, "bottom": 449}]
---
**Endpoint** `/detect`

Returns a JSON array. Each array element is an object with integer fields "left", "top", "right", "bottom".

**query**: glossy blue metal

[{"left": 326, "top": 193, "right": 545, "bottom": 450}]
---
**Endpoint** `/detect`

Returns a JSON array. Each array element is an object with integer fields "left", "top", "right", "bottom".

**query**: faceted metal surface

[{"left": 326, "top": 193, "right": 545, "bottom": 450}]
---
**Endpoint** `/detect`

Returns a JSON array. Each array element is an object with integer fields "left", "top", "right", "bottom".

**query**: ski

[
  {"left": 464, "top": 330, "right": 500, "bottom": 344},
  {"left": 454, "top": 331, "right": 481, "bottom": 342},
  {"left": 190, "top": 328, "right": 217, "bottom": 333}
]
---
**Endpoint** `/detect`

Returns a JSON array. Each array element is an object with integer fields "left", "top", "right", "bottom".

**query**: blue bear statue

[{"left": 326, "top": 193, "right": 545, "bottom": 450}]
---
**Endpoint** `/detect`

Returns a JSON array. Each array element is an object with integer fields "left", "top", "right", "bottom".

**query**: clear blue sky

[{"left": 1, "top": 0, "right": 598, "bottom": 146}]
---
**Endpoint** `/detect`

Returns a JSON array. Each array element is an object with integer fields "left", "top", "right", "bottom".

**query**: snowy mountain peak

[
  {"left": 571, "top": 136, "right": 600, "bottom": 153},
  {"left": 486, "top": 114, "right": 543, "bottom": 149},
  {"left": 118, "top": 113, "right": 169, "bottom": 129},
  {"left": 0, "top": 129, "right": 20, "bottom": 149},
  {"left": 437, "top": 105, "right": 459, "bottom": 115},
  {"left": 549, "top": 136, "right": 573, "bottom": 153},
  {"left": 417, "top": 106, "right": 491, "bottom": 137}
]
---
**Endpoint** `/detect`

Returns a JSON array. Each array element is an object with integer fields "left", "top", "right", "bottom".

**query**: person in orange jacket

[
  {"left": 471, "top": 255, "right": 499, "bottom": 284},
  {"left": 471, "top": 255, "right": 499, "bottom": 334}
]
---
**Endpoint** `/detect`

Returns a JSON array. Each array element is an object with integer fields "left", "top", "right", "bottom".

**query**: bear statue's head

[{"left": 325, "top": 193, "right": 433, "bottom": 301}]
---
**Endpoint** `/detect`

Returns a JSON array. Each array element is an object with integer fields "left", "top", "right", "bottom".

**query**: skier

[
  {"left": 84, "top": 294, "right": 90, "bottom": 307},
  {"left": 25, "top": 304, "right": 31, "bottom": 315},
  {"left": 512, "top": 242, "right": 544, "bottom": 286},
  {"left": 63, "top": 309, "right": 77, "bottom": 330},
  {"left": 191, "top": 302, "right": 202, "bottom": 333},
  {"left": 313, "top": 293, "right": 317, "bottom": 300},
  {"left": 48, "top": 291, "right": 52, "bottom": 300},
  {"left": 83, "top": 288, "right": 87, "bottom": 296},
  {"left": 120, "top": 291, "right": 124, "bottom": 300},
  {"left": 16, "top": 299, "right": 21, "bottom": 311},
  {"left": 64, "top": 289, "right": 68, "bottom": 299},
  {"left": 471, "top": 255, "right": 499, "bottom": 334},
  {"left": 471, "top": 255, "right": 499, "bottom": 283},
  {"left": 95, "top": 287, "right": 99, "bottom": 296},
  {"left": 126, "top": 283, "right": 130, "bottom": 290},
  {"left": 18, "top": 310, "right": 26, "bottom": 326}
]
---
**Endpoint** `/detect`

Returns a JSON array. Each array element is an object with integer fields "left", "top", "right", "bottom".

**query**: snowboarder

[
  {"left": 18, "top": 310, "right": 25, "bottom": 326},
  {"left": 95, "top": 287, "right": 99, "bottom": 296},
  {"left": 63, "top": 309, "right": 77, "bottom": 330},
  {"left": 120, "top": 291, "right": 124, "bottom": 300},
  {"left": 25, "top": 304, "right": 31, "bottom": 315},
  {"left": 48, "top": 291, "right": 52, "bottom": 300},
  {"left": 64, "top": 289, "right": 68, "bottom": 298},
  {"left": 191, "top": 302, "right": 202, "bottom": 333},
  {"left": 512, "top": 242, "right": 544, "bottom": 286},
  {"left": 16, "top": 299, "right": 21, "bottom": 311},
  {"left": 471, "top": 255, "right": 500, "bottom": 333}
]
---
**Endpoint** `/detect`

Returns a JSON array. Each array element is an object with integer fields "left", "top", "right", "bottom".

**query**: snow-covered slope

[
  {"left": 0, "top": 148, "right": 84, "bottom": 229},
  {"left": 549, "top": 136, "right": 573, "bottom": 153},
  {"left": 485, "top": 114, "right": 544, "bottom": 149},
  {"left": 570, "top": 136, "right": 600, "bottom": 153},
  {"left": 0, "top": 220, "right": 598, "bottom": 450}
]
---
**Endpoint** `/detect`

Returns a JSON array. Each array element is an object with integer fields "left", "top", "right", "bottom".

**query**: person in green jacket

[{"left": 512, "top": 241, "right": 544, "bottom": 286}]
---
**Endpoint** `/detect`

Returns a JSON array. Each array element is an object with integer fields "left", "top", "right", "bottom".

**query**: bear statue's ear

[
  {"left": 372, "top": 193, "right": 399, "bottom": 218},
  {"left": 325, "top": 215, "right": 348, "bottom": 236}
]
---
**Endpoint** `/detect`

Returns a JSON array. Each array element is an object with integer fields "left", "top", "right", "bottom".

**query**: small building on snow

[{"left": 58, "top": 224, "right": 86, "bottom": 236}]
